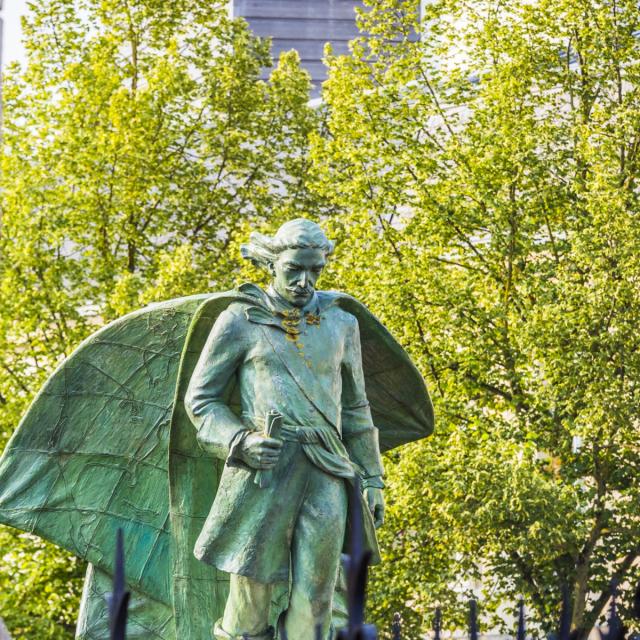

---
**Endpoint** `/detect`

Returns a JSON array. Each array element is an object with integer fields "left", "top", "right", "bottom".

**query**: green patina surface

[{"left": 0, "top": 285, "right": 433, "bottom": 638}]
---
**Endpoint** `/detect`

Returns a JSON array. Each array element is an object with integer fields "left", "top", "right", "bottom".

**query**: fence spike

[
  {"left": 347, "top": 477, "right": 370, "bottom": 632},
  {"left": 278, "top": 614, "right": 288, "bottom": 640},
  {"left": 632, "top": 580, "right": 640, "bottom": 620},
  {"left": 110, "top": 529, "right": 125, "bottom": 617},
  {"left": 109, "top": 528, "right": 130, "bottom": 640},
  {"left": 434, "top": 607, "right": 442, "bottom": 640},
  {"left": 516, "top": 599, "right": 525, "bottom": 640},
  {"left": 469, "top": 599, "right": 478, "bottom": 640},
  {"left": 605, "top": 580, "right": 625, "bottom": 640},
  {"left": 336, "top": 477, "right": 375, "bottom": 639},
  {"left": 607, "top": 581, "right": 619, "bottom": 624},
  {"left": 392, "top": 612, "right": 402, "bottom": 640}
]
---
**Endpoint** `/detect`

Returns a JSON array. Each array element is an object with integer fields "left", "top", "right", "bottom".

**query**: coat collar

[
  {"left": 264, "top": 285, "right": 320, "bottom": 317},
  {"left": 237, "top": 283, "right": 335, "bottom": 338},
  {"left": 237, "top": 282, "right": 325, "bottom": 313}
]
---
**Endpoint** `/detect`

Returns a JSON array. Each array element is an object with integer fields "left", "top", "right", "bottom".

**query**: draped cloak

[{"left": 0, "top": 287, "right": 434, "bottom": 639}]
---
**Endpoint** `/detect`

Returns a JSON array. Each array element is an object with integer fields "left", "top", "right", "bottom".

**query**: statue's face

[{"left": 271, "top": 247, "right": 327, "bottom": 307}]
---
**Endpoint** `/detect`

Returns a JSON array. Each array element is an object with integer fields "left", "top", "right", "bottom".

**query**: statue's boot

[{"left": 213, "top": 619, "right": 274, "bottom": 640}]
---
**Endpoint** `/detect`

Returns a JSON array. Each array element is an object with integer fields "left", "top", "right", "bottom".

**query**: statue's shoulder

[
  {"left": 202, "top": 296, "right": 259, "bottom": 336},
  {"left": 317, "top": 289, "right": 370, "bottom": 305},
  {"left": 221, "top": 300, "right": 252, "bottom": 319},
  {"left": 317, "top": 290, "right": 395, "bottom": 340}
]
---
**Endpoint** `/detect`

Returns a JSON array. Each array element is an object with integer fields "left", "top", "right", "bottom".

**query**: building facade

[{"left": 231, "top": 0, "right": 366, "bottom": 93}]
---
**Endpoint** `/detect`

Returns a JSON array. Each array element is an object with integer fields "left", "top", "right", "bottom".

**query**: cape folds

[{"left": 0, "top": 287, "right": 434, "bottom": 638}]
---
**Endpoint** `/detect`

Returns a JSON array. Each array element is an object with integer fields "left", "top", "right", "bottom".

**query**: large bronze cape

[{"left": 0, "top": 288, "right": 434, "bottom": 639}]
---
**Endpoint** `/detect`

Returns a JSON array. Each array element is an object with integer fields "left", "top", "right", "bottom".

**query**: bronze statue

[{"left": 0, "top": 219, "right": 433, "bottom": 639}]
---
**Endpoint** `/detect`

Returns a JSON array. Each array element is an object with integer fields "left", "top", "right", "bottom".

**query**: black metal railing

[
  {"left": 384, "top": 590, "right": 637, "bottom": 640},
  {"left": 108, "top": 529, "right": 130, "bottom": 640}
]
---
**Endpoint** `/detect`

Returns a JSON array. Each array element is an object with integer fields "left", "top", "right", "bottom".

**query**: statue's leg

[
  {"left": 215, "top": 574, "right": 274, "bottom": 639},
  {"left": 284, "top": 469, "right": 348, "bottom": 640}
]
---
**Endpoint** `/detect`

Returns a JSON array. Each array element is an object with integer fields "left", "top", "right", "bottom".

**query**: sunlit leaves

[{"left": 313, "top": 0, "right": 640, "bottom": 637}]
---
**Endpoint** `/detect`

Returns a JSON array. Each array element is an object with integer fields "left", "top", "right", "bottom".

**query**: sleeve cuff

[
  {"left": 361, "top": 475, "right": 385, "bottom": 490},
  {"left": 225, "top": 429, "right": 251, "bottom": 468}
]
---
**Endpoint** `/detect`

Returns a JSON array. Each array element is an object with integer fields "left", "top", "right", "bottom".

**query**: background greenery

[
  {"left": 1, "top": 0, "right": 639, "bottom": 638},
  {"left": 0, "top": 0, "right": 320, "bottom": 636}
]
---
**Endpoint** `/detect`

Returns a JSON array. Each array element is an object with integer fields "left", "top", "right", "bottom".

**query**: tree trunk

[{"left": 572, "top": 561, "right": 590, "bottom": 640}]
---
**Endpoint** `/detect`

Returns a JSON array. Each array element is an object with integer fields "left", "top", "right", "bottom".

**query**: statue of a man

[
  {"left": 185, "top": 219, "right": 385, "bottom": 639},
  {"left": 0, "top": 218, "right": 433, "bottom": 639}
]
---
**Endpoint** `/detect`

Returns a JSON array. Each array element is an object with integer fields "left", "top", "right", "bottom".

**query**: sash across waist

[
  {"left": 280, "top": 424, "right": 328, "bottom": 444},
  {"left": 279, "top": 423, "right": 355, "bottom": 480}
]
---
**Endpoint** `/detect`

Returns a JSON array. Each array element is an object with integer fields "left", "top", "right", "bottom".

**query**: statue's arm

[
  {"left": 185, "top": 307, "right": 248, "bottom": 460},
  {"left": 341, "top": 316, "right": 385, "bottom": 484}
]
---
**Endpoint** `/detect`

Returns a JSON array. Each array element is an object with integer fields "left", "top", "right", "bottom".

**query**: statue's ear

[{"left": 267, "top": 261, "right": 276, "bottom": 275}]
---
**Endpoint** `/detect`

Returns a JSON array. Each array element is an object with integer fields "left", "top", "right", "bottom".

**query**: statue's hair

[{"left": 240, "top": 218, "right": 334, "bottom": 270}]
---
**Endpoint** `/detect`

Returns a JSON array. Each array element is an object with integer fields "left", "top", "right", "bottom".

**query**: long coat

[{"left": 184, "top": 284, "right": 384, "bottom": 582}]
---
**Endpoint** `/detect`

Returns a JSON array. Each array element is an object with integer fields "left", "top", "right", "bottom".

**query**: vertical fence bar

[
  {"left": 434, "top": 607, "right": 442, "bottom": 640},
  {"left": 516, "top": 600, "right": 525, "bottom": 640},
  {"left": 469, "top": 599, "right": 478, "bottom": 640}
]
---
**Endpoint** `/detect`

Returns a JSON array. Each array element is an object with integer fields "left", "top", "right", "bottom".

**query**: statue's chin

[{"left": 290, "top": 297, "right": 310, "bottom": 308}]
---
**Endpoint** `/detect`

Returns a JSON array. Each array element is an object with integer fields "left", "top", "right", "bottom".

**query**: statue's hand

[
  {"left": 364, "top": 487, "right": 385, "bottom": 528},
  {"left": 238, "top": 432, "right": 283, "bottom": 470}
]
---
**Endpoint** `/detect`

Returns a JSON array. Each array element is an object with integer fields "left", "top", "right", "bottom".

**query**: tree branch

[{"left": 582, "top": 548, "right": 639, "bottom": 632}]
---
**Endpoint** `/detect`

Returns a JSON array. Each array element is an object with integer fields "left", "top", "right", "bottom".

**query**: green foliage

[
  {"left": 3, "top": 0, "right": 640, "bottom": 637},
  {"left": 0, "top": 531, "right": 82, "bottom": 639},
  {"left": 0, "top": 0, "right": 320, "bottom": 636},
  {"left": 311, "top": 0, "right": 640, "bottom": 637}
]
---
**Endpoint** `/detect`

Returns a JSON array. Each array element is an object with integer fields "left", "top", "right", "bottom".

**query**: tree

[
  {"left": 310, "top": 0, "right": 640, "bottom": 637},
  {"left": 0, "top": 0, "right": 321, "bottom": 636}
]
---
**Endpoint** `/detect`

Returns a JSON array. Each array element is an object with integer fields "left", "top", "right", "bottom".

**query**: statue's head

[{"left": 241, "top": 218, "right": 334, "bottom": 307}]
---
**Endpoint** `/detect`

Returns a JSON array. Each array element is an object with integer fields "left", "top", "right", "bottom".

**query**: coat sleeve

[
  {"left": 341, "top": 315, "right": 385, "bottom": 480},
  {"left": 184, "top": 307, "right": 248, "bottom": 460}
]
